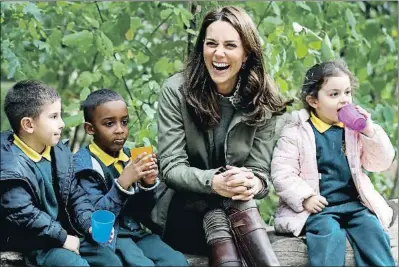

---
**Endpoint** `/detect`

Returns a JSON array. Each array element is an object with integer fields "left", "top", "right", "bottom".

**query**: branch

[
  {"left": 145, "top": 11, "right": 174, "bottom": 47},
  {"left": 95, "top": 1, "right": 105, "bottom": 23},
  {"left": 256, "top": 1, "right": 273, "bottom": 29},
  {"left": 186, "top": 1, "right": 197, "bottom": 57}
]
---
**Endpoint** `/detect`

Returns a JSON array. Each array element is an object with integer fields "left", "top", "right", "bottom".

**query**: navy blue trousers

[{"left": 305, "top": 201, "right": 395, "bottom": 267}]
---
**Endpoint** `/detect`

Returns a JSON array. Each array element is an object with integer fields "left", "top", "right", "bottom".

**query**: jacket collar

[
  {"left": 309, "top": 112, "right": 344, "bottom": 133},
  {"left": 13, "top": 134, "right": 51, "bottom": 162},
  {"left": 88, "top": 141, "right": 129, "bottom": 167}
]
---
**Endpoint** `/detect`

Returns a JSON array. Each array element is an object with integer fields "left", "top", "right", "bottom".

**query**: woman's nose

[{"left": 214, "top": 46, "right": 225, "bottom": 57}]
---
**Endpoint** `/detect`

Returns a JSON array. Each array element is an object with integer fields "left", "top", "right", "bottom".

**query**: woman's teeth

[{"left": 212, "top": 62, "right": 230, "bottom": 71}]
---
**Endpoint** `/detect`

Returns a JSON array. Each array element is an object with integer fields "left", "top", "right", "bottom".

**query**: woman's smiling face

[{"left": 203, "top": 20, "right": 247, "bottom": 95}]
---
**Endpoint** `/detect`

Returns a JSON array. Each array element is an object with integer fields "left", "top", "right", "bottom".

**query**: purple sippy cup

[{"left": 338, "top": 104, "right": 366, "bottom": 131}]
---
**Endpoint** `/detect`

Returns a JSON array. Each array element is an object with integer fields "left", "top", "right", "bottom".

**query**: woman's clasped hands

[{"left": 211, "top": 165, "right": 263, "bottom": 201}]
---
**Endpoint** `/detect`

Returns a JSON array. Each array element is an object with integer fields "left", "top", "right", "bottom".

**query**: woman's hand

[
  {"left": 225, "top": 166, "right": 263, "bottom": 200},
  {"left": 211, "top": 173, "right": 236, "bottom": 198},
  {"left": 212, "top": 165, "right": 263, "bottom": 201}
]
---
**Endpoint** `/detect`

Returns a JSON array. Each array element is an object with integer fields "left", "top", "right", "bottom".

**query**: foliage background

[{"left": 1, "top": 1, "right": 398, "bottom": 224}]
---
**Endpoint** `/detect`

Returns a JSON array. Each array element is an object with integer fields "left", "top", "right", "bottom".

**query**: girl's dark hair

[
  {"left": 301, "top": 59, "right": 358, "bottom": 111},
  {"left": 184, "top": 6, "right": 288, "bottom": 130}
]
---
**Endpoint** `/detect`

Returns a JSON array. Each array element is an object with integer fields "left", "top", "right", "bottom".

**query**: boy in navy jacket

[
  {"left": 0, "top": 81, "right": 120, "bottom": 266},
  {"left": 74, "top": 89, "right": 188, "bottom": 266}
]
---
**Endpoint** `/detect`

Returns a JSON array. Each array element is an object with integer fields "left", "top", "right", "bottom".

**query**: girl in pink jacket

[{"left": 271, "top": 59, "right": 396, "bottom": 266}]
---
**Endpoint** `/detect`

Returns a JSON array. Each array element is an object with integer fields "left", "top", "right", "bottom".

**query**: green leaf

[
  {"left": 160, "top": 9, "right": 173, "bottom": 20},
  {"left": 84, "top": 15, "right": 99, "bottom": 28},
  {"left": 180, "top": 8, "right": 193, "bottom": 27},
  {"left": 345, "top": 9, "right": 356, "bottom": 28},
  {"left": 95, "top": 31, "right": 113, "bottom": 57},
  {"left": 142, "top": 103, "right": 155, "bottom": 119},
  {"left": 77, "top": 71, "right": 93, "bottom": 88},
  {"left": 174, "top": 60, "right": 183, "bottom": 71},
  {"left": 131, "top": 16, "right": 141, "bottom": 28},
  {"left": 264, "top": 16, "right": 283, "bottom": 25},
  {"left": 271, "top": 2, "right": 280, "bottom": 16},
  {"left": 276, "top": 77, "right": 288, "bottom": 93},
  {"left": 136, "top": 52, "right": 149, "bottom": 65},
  {"left": 28, "top": 19, "right": 40, "bottom": 39},
  {"left": 62, "top": 30, "right": 93, "bottom": 53},
  {"left": 331, "top": 35, "right": 340, "bottom": 51},
  {"left": 112, "top": 61, "right": 127, "bottom": 78},
  {"left": 308, "top": 41, "right": 322, "bottom": 50},
  {"left": 321, "top": 34, "right": 334, "bottom": 61},
  {"left": 64, "top": 102, "right": 80, "bottom": 113},
  {"left": 91, "top": 71, "right": 102, "bottom": 83},
  {"left": 23, "top": 2, "right": 42, "bottom": 21},
  {"left": 79, "top": 87, "right": 91, "bottom": 101},
  {"left": 386, "top": 35, "right": 395, "bottom": 52},
  {"left": 303, "top": 54, "right": 315, "bottom": 68},
  {"left": 295, "top": 43, "right": 308, "bottom": 59},
  {"left": 383, "top": 106, "right": 393, "bottom": 123},
  {"left": 64, "top": 112, "right": 83, "bottom": 128},
  {"left": 48, "top": 29, "right": 62, "bottom": 50},
  {"left": 154, "top": 58, "right": 169, "bottom": 74},
  {"left": 296, "top": 1, "right": 311, "bottom": 11}
]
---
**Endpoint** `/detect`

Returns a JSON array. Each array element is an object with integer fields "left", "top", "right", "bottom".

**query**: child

[
  {"left": 73, "top": 89, "right": 189, "bottom": 266},
  {"left": 0, "top": 80, "right": 121, "bottom": 266},
  {"left": 271, "top": 60, "right": 396, "bottom": 266}
]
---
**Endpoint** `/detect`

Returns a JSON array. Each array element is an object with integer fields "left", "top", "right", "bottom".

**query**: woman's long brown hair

[{"left": 184, "top": 6, "right": 288, "bottom": 130}]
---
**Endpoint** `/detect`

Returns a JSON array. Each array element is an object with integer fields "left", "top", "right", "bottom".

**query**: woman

[{"left": 156, "top": 6, "right": 289, "bottom": 267}]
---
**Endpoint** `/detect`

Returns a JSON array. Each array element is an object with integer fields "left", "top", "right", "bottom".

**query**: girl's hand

[
  {"left": 303, "top": 195, "right": 328, "bottom": 213},
  {"left": 355, "top": 105, "right": 375, "bottom": 137}
]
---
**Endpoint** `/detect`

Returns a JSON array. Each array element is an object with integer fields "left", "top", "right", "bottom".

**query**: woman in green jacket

[{"left": 156, "top": 6, "right": 288, "bottom": 267}]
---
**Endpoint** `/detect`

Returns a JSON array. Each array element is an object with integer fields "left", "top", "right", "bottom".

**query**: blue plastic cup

[{"left": 91, "top": 210, "right": 115, "bottom": 244}]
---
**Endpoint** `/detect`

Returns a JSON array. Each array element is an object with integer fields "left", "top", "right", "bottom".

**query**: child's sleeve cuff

[
  {"left": 114, "top": 179, "right": 136, "bottom": 195},
  {"left": 137, "top": 178, "right": 160, "bottom": 191}
]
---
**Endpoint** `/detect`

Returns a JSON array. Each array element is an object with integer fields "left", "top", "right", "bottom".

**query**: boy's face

[
  {"left": 31, "top": 99, "right": 65, "bottom": 149},
  {"left": 307, "top": 75, "right": 352, "bottom": 125},
  {"left": 86, "top": 100, "right": 129, "bottom": 156}
]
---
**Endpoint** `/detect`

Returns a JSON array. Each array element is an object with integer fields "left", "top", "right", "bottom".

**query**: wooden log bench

[{"left": 1, "top": 199, "right": 397, "bottom": 266}]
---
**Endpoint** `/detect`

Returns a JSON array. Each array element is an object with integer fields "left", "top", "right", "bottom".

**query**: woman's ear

[
  {"left": 305, "top": 95, "right": 319, "bottom": 109},
  {"left": 20, "top": 117, "right": 34, "bottom": 134},
  {"left": 84, "top": 122, "right": 95, "bottom": 135}
]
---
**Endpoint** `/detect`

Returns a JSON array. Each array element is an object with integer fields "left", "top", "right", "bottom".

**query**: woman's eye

[
  {"left": 226, "top": 44, "right": 236, "bottom": 48},
  {"left": 206, "top": 42, "right": 217, "bottom": 47}
]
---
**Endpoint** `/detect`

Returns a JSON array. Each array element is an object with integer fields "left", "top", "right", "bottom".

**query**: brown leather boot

[
  {"left": 227, "top": 207, "right": 280, "bottom": 267},
  {"left": 209, "top": 238, "right": 244, "bottom": 267}
]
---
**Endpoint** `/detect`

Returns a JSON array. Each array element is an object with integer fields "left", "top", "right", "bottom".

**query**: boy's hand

[
  {"left": 140, "top": 154, "right": 158, "bottom": 186},
  {"left": 354, "top": 105, "right": 375, "bottom": 137},
  {"left": 63, "top": 235, "right": 80, "bottom": 255},
  {"left": 88, "top": 227, "right": 114, "bottom": 244},
  {"left": 303, "top": 195, "right": 328, "bottom": 213},
  {"left": 117, "top": 153, "right": 155, "bottom": 189}
]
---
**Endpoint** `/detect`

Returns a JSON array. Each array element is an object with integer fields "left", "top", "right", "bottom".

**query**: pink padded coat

[{"left": 271, "top": 109, "right": 395, "bottom": 237}]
